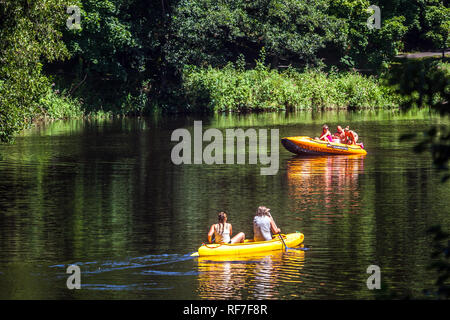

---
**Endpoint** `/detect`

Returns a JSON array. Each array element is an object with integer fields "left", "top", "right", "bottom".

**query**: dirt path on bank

[{"left": 396, "top": 50, "right": 449, "bottom": 59}]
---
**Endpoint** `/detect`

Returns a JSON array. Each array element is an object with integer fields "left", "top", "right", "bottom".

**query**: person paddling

[
  {"left": 208, "top": 211, "right": 245, "bottom": 244},
  {"left": 253, "top": 206, "right": 281, "bottom": 242}
]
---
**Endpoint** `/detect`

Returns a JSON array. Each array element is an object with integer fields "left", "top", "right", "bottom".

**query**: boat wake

[{"left": 49, "top": 253, "right": 198, "bottom": 291}]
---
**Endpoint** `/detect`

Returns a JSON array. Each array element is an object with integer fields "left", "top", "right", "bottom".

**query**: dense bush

[
  {"left": 39, "top": 87, "right": 84, "bottom": 120},
  {"left": 1, "top": 0, "right": 448, "bottom": 142},
  {"left": 0, "top": 1, "right": 81, "bottom": 143},
  {"left": 182, "top": 56, "right": 401, "bottom": 112}
]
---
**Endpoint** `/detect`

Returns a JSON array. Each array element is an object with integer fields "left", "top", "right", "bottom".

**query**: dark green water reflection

[{"left": 0, "top": 108, "right": 449, "bottom": 299}]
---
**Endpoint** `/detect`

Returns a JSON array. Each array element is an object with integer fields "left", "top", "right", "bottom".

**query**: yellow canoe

[
  {"left": 282, "top": 136, "right": 367, "bottom": 156},
  {"left": 191, "top": 232, "right": 304, "bottom": 257}
]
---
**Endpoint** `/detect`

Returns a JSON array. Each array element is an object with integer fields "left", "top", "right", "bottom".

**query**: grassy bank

[
  {"left": 38, "top": 59, "right": 450, "bottom": 121},
  {"left": 182, "top": 61, "right": 402, "bottom": 113},
  {"left": 39, "top": 87, "right": 84, "bottom": 120},
  {"left": 36, "top": 64, "right": 403, "bottom": 126},
  {"left": 27, "top": 58, "right": 450, "bottom": 137}
]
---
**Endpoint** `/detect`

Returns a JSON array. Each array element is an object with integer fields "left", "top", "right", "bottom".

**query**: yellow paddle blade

[{"left": 190, "top": 252, "right": 199, "bottom": 257}]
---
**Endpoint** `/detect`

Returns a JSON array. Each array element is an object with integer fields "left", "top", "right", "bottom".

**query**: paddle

[
  {"left": 278, "top": 232, "right": 310, "bottom": 251},
  {"left": 278, "top": 233, "right": 288, "bottom": 251}
]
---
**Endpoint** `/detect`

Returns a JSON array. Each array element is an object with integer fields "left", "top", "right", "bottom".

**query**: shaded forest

[{"left": 0, "top": 0, "right": 449, "bottom": 142}]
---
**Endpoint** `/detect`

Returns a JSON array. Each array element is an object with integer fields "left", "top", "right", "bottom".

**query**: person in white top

[
  {"left": 207, "top": 211, "right": 245, "bottom": 244},
  {"left": 253, "top": 206, "right": 281, "bottom": 241}
]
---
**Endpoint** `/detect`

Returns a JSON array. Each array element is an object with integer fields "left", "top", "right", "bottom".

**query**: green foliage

[
  {"left": 59, "top": 0, "right": 169, "bottom": 113},
  {"left": 1, "top": 0, "right": 449, "bottom": 142},
  {"left": 376, "top": 0, "right": 448, "bottom": 51},
  {"left": 389, "top": 59, "right": 450, "bottom": 182},
  {"left": 39, "top": 86, "right": 84, "bottom": 120},
  {"left": 65, "top": 0, "right": 138, "bottom": 78},
  {"left": 388, "top": 59, "right": 449, "bottom": 113},
  {"left": 182, "top": 57, "right": 400, "bottom": 112},
  {"left": 369, "top": 16, "right": 408, "bottom": 69},
  {"left": 166, "top": 0, "right": 345, "bottom": 70},
  {"left": 425, "top": 225, "right": 450, "bottom": 299},
  {"left": 0, "top": 0, "right": 81, "bottom": 143},
  {"left": 424, "top": 4, "right": 450, "bottom": 54},
  {"left": 387, "top": 56, "right": 450, "bottom": 300},
  {"left": 328, "top": 0, "right": 408, "bottom": 69}
]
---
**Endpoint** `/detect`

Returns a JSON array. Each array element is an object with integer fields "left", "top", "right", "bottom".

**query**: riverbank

[
  {"left": 182, "top": 62, "right": 401, "bottom": 112},
  {"left": 8, "top": 58, "right": 450, "bottom": 144},
  {"left": 39, "top": 67, "right": 404, "bottom": 122},
  {"left": 23, "top": 68, "right": 412, "bottom": 135}
]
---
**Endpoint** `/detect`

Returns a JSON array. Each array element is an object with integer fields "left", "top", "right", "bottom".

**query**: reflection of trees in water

[
  {"left": 286, "top": 155, "right": 365, "bottom": 224},
  {"left": 387, "top": 58, "right": 450, "bottom": 298},
  {"left": 196, "top": 251, "right": 305, "bottom": 299}
]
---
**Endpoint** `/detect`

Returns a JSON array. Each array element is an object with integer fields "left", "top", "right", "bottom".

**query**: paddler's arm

[
  {"left": 269, "top": 217, "right": 281, "bottom": 234},
  {"left": 320, "top": 130, "right": 331, "bottom": 140},
  {"left": 207, "top": 225, "right": 215, "bottom": 243}
]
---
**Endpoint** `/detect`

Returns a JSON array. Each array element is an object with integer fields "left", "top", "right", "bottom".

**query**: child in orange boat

[
  {"left": 317, "top": 124, "right": 333, "bottom": 142},
  {"left": 344, "top": 126, "right": 364, "bottom": 148},
  {"left": 333, "top": 126, "right": 346, "bottom": 143}
]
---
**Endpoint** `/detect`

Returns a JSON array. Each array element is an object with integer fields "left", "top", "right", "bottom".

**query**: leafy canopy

[{"left": 0, "top": 0, "right": 81, "bottom": 143}]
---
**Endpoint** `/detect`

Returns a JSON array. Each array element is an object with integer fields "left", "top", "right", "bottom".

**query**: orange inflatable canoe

[{"left": 282, "top": 136, "right": 367, "bottom": 156}]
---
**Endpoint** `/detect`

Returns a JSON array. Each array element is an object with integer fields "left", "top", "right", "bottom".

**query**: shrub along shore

[
  {"left": 38, "top": 62, "right": 403, "bottom": 121},
  {"left": 182, "top": 61, "right": 401, "bottom": 113},
  {"left": 26, "top": 56, "right": 450, "bottom": 133},
  {"left": 37, "top": 67, "right": 402, "bottom": 125},
  {"left": 2, "top": 1, "right": 448, "bottom": 143}
]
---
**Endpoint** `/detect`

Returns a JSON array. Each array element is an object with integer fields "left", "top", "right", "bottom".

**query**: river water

[{"left": 0, "top": 109, "right": 449, "bottom": 299}]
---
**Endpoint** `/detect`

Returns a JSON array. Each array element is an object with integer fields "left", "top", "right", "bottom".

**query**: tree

[
  {"left": 61, "top": 0, "right": 142, "bottom": 112},
  {"left": 424, "top": 4, "right": 450, "bottom": 58},
  {"left": 165, "top": 0, "right": 346, "bottom": 71},
  {"left": 58, "top": 0, "right": 181, "bottom": 113},
  {"left": 327, "top": 0, "right": 407, "bottom": 70},
  {"left": 0, "top": 1, "right": 79, "bottom": 143}
]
